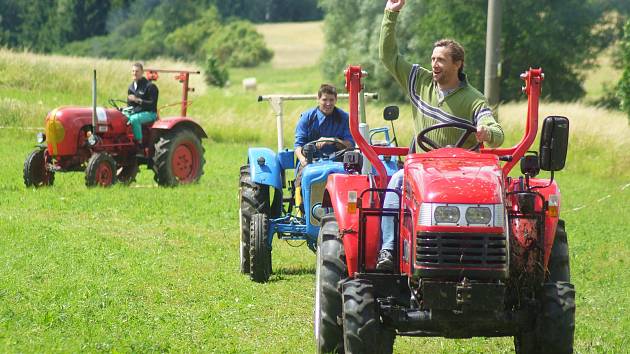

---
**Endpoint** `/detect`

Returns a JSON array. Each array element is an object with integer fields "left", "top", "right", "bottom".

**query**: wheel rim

[
  {"left": 95, "top": 162, "right": 113, "bottom": 186},
  {"left": 171, "top": 141, "right": 199, "bottom": 182}
]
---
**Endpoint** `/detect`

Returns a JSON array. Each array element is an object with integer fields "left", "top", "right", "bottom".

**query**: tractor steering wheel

[
  {"left": 109, "top": 98, "right": 128, "bottom": 111},
  {"left": 416, "top": 122, "right": 480, "bottom": 152},
  {"left": 303, "top": 137, "right": 350, "bottom": 163}
]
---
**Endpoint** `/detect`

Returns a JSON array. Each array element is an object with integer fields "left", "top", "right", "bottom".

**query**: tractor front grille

[{"left": 415, "top": 232, "right": 507, "bottom": 277}]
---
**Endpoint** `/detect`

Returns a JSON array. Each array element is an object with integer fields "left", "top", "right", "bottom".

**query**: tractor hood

[
  {"left": 44, "top": 106, "right": 124, "bottom": 156},
  {"left": 405, "top": 148, "right": 504, "bottom": 205}
]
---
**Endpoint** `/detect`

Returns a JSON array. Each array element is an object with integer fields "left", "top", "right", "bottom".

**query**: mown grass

[{"left": 0, "top": 42, "right": 629, "bottom": 353}]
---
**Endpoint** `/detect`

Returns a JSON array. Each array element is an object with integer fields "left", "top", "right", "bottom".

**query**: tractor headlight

[
  {"left": 465, "top": 207, "right": 492, "bottom": 225},
  {"left": 311, "top": 203, "right": 327, "bottom": 222},
  {"left": 419, "top": 203, "right": 505, "bottom": 227},
  {"left": 36, "top": 132, "right": 46, "bottom": 144},
  {"left": 434, "top": 206, "right": 460, "bottom": 224}
]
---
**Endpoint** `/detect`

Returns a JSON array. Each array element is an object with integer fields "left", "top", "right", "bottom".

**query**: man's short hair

[
  {"left": 318, "top": 84, "right": 337, "bottom": 98},
  {"left": 132, "top": 62, "right": 144, "bottom": 71},
  {"left": 434, "top": 39, "right": 465, "bottom": 77}
]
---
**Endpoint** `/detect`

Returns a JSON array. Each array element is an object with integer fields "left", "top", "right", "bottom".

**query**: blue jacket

[{"left": 294, "top": 107, "right": 355, "bottom": 155}]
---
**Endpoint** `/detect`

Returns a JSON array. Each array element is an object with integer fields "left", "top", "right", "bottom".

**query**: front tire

[
  {"left": 239, "top": 165, "right": 271, "bottom": 274},
  {"left": 342, "top": 279, "right": 395, "bottom": 354},
  {"left": 515, "top": 219, "right": 575, "bottom": 354},
  {"left": 249, "top": 213, "right": 272, "bottom": 283},
  {"left": 85, "top": 152, "right": 117, "bottom": 187},
  {"left": 315, "top": 214, "right": 347, "bottom": 354},
  {"left": 153, "top": 129, "right": 205, "bottom": 186},
  {"left": 23, "top": 148, "right": 54, "bottom": 187}
]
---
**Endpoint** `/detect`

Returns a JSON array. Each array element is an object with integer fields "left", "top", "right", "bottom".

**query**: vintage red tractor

[
  {"left": 314, "top": 66, "right": 574, "bottom": 353},
  {"left": 23, "top": 69, "right": 206, "bottom": 187}
]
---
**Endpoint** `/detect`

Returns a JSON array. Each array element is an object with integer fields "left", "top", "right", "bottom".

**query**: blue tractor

[{"left": 239, "top": 94, "right": 401, "bottom": 283}]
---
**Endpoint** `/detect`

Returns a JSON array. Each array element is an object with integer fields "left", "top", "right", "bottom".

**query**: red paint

[{"left": 333, "top": 66, "right": 562, "bottom": 278}]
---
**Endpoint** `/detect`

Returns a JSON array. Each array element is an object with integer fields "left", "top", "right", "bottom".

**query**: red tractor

[
  {"left": 23, "top": 69, "right": 206, "bottom": 187},
  {"left": 314, "top": 66, "right": 574, "bottom": 353}
]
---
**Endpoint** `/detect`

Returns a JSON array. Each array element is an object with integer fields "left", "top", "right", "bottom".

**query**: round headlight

[
  {"left": 465, "top": 207, "right": 492, "bottom": 225},
  {"left": 312, "top": 203, "right": 326, "bottom": 222},
  {"left": 36, "top": 132, "right": 46, "bottom": 144},
  {"left": 434, "top": 206, "right": 460, "bottom": 224}
]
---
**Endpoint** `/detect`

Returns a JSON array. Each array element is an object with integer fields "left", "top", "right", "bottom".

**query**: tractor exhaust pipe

[{"left": 92, "top": 69, "right": 97, "bottom": 132}]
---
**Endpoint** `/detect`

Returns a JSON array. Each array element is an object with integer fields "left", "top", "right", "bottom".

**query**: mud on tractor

[
  {"left": 23, "top": 69, "right": 206, "bottom": 187},
  {"left": 314, "top": 66, "right": 574, "bottom": 353},
  {"left": 239, "top": 92, "right": 401, "bottom": 283}
]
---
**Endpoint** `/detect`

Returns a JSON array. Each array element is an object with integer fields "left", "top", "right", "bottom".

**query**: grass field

[{"left": 1, "top": 22, "right": 629, "bottom": 353}]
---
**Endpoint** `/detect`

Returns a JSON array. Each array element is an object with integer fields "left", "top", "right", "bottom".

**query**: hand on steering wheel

[
  {"left": 416, "top": 122, "right": 481, "bottom": 152},
  {"left": 303, "top": 138, "right": 350, "bottom": 164}
]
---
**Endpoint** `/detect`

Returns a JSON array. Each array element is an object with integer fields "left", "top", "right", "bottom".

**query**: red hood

[{"left": 406, "top": 148, "right": 504, "bottom": 204}]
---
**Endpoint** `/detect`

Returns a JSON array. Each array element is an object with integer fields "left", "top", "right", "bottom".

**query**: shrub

[
  {"left": 619, "top": 19, "right": 630, "bottom": 122},
  {"left": 204, "top": 55, "right": 229, "bottom": 87},
  {"left": 203, "top": 20, "right": 273, "bottom": 68}
]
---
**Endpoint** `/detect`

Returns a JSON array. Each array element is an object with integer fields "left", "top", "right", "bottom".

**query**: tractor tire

[
  {"left": 342, "top": 279, "right": 395, "bottom": 354},
  {"left": 153, "top": 129, "right": 205, "bottom": 186},
  {"left": 23, "top": 148, "right": 54, "bottom": 187},
  {"left": 239, "top": 165, "right": 270, "bottom": 274},
  {"left": 249, "top": 213, "right": 272, "bottom": 283},
  {"left": 547, "top": 220, "right": 571, "bottom": 283},
  {"left": 117, "top": 156, "right": 139, "bottom": 185},
  {"left": 315, "top": 214, "right": 347, "bottom": 354},
  {"left": 515, "top": 219, "right": 575, "bottom": 354},
  {"left": 85, "top": 152, "right": 117, "bottom": 187}
]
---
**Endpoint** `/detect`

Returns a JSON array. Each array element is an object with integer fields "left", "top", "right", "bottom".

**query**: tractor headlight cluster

[
  {"left": 419, "top": 203, "right": 505, "bottom": 227},
  {"left": 36, "top": 132, "right": 46, "bottom": 144}
]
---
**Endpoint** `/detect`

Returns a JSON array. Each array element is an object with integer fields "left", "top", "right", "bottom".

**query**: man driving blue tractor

[{"left": 293, "top": 84, "right": 355, "bottom": 213}]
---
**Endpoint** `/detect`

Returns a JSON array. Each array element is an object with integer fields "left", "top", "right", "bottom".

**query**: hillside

[{"left": 256, "top": 21, "right": 324, "bottom": 68}]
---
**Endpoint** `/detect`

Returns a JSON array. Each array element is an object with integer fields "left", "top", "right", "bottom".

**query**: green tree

[{"left": 618, "top": 19, "right": 630, "bottom": 121}]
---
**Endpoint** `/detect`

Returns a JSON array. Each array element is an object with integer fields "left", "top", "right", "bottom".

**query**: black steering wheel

[
  {"left": 416, "top": 122, "right": 480, "bottom": 152},
  {"left": 303, "top": 138, "right": 351, "bottom": 164},
  {"left": 109, "top": 98, "right": 128, "bottom": 111}
]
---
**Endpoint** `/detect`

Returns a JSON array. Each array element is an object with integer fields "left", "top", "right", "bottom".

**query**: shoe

[{"left": 376, "top": 249, "right": 394, "bottom": 271}]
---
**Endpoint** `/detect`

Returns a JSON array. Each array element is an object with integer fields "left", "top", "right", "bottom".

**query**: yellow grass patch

[{"left": 255, "top": 21, "right": 324, "bottom": 68}]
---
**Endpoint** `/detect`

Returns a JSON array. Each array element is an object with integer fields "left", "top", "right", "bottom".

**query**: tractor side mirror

[
  {"left": 539, "top": 116, "right": 569, "bottom": 171},
  {"left": 383, "top": 106, "right": 399, "bottom": 121}
]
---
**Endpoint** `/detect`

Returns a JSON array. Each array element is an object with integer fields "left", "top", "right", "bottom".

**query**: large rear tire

[
  {"left": 23, "top": 148, "right": 54, "bottom": 187},
  {"left": 342, "top": 279, "right": 395, "bottom": 354},
  {"left": 315, "top": 214, "right": 347, "bottom": 354},
  {"left": 239, "top": 165, "right": 271, "bottom": 273},
  {"left": 515, "top": 219, "right": 575, "bottom": 354},
  {"left": 85, "top": 152, "right": 117, "bottom": 187},
  {"left": 249, "top": 213, "right": 272, "bottom": 283},
  {"left": 153, "top": 129, "right": 205, "bottom": 186}
]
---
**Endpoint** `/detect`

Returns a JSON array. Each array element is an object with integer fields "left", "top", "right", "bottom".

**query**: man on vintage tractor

[
  {"left": 23, "top": 67, "right": 206, "bottom": 187},
  {"left": 314, "top": 62, "right": 574, "bottom": 354},
  {"left": 125, "top": 62, "right": 159, "bottom": 144},
  {"left": 376, "top": 0, "right": 504, "bottom": 270},
  {"left": 294, "top": 84, "right": 355, "bottom": 213}
]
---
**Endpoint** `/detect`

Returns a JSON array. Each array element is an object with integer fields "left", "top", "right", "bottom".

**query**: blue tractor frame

[{"left": 240, "top": 94, "right": 401, "bottom": 283}]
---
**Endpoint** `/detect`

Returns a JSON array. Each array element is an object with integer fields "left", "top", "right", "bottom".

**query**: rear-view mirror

[
  {"left": 539, "top": 116, "right": 569, "bottom": 171},
  {"left": 383, "top": 106, "right": 399, "bottom": 121}
]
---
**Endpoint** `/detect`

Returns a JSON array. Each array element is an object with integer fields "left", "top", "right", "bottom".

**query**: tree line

[{"left": 320, "top": 0, "right": 630, "bottom": 115}]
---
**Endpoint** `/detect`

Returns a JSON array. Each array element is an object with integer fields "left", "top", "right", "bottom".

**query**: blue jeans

[
  {"left": 124, "top": 111, "right": 157, "bottom": 140},
  {"left": 381, "top": 169, "right": 404, "bottom": 250}
]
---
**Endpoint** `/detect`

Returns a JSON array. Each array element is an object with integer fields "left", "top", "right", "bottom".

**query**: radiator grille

[{"left": 416, "top": 232, "right": 507, "bottom": 268}]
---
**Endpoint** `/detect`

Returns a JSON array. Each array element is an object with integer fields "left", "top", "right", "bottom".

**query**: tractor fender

[
  {"left": 151, "top": 117, "right": 208, "bottom": 139},
  {"left": 323, "top": 174, "right": 381, "bottom": 277},
  {"left": 248, "top": 147, "right": 282, "bottom": 190},
  {"left": 529, "top": 178, "right": 561, "bottom": 268}
]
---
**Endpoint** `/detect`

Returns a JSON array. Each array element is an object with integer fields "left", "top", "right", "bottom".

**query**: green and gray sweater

[{"left": 379, "top": 10, "right": 504, "bottom": 148}]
